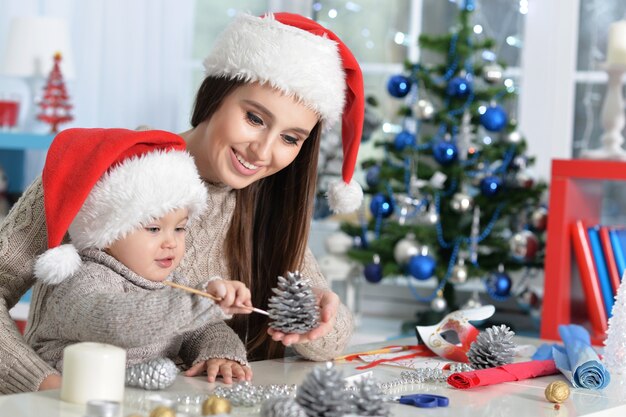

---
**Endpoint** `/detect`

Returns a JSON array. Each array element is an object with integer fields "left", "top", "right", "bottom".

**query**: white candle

[
  {"left": 607, "top": 20, "right": 626, "bottom": 65},
  {"left": 60, "top": 342, "right": 126, "bottom": 405}
]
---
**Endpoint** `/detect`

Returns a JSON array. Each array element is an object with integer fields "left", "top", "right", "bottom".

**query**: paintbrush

[{"left": 163, "top": 280, "right": 269, "bottom": 316}]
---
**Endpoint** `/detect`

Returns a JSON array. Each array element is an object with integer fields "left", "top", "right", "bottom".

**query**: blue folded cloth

[{"left": 551, "top": 324, "right": 610, "bottom": 389}]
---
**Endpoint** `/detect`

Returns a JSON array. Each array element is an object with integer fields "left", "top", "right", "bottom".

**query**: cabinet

[
  {"left": 0, "top": 132, "right": 53, "bottom": 194},
  {"left": 541, "top": 159, "right": 626, "bottom": 345}
]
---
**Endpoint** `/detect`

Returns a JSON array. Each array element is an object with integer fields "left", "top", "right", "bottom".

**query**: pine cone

[
  {"left": 268, "top": 271, "right": 320, "bottom": 334},
  {"left": 261, "top": 397, "right": 307, "bottom": 417},
  {"left": 125, "top": 357, "right": 178, "bottom": 390},
  {"left": 296, "top": 362, "right": 351, "bottom": 417},
  {"left": 350, "top": 376, "right": 391, "bottom": 417},
  {"left": 467, "top": 325, "right": 516, "bottom": 369}
]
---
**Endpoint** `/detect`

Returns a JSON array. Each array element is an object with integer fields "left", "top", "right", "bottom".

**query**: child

[{"left": 26, "top": 128, "right": 252, "bottom": 386}]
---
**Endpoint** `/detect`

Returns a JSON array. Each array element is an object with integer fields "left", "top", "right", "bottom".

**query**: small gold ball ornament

[
  {"left": 202, "top": 395, "right": 232, "bottom": 415},
  {"left": 149, "top": 405, "right": 176, "bottom": 417},
  {"left": 545, "top": 380, "right": 570, "bottom": 403}
]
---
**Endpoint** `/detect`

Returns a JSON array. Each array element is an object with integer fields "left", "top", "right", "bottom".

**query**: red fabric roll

[{"left": 447, "top": 360, "right": 559, "bottom": 389}]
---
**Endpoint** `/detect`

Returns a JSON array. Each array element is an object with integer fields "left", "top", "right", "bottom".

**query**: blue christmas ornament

[
  {"left": 432, "top": 139, "right": 458, "bottom": 165},
  {"left": 369, "top": 193, "right": 394, "bottom": 218},
  {"left": 480, "top": 175, "right": 503, "bottom": 196},
  {"left": 365, "top": 165, "right": 381, "bottom": 188},
  {"left": 480, "top": 104, "right": 508, "bottom": 132},
  {"left": 486, "top": 272, "right": 512, "bottom": 298},
  {"left": 393, "top": 131, "right": 416, "bottom": 151},
  {"left": 364, "top": 262, "right": 383, "bottom": 283},
  {"left": 408, "top": 254, "right": 436, "bottom": 280},
  {"left": 446, "top": 76, "right": 473, "bottom": 98},
  {"left": 387, "top": 75, "right": 412, "bottom": 98}
]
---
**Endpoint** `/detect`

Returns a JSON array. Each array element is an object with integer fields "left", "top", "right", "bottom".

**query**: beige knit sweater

[
  {"left": 26, "top": 248, "right": 246, "bottom": 372},
  {"left": 0, "top": 177, "right": 354, "bottom": 394}
]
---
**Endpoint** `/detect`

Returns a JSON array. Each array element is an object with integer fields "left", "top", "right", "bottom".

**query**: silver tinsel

[
  {"left": 214, "top": 381, "right": 297, "bottom": 407},
  {"left": 268, "top": 271, "right": 320, "bottom": 334},
  {"left": 467, "top": 325, "right": 516, "bottom": 369},
  {"left": 261, "top": 397, "right": 307, "bottom": 417},
  {"left": 377, "top": 363, "right": 474, "bottom": 390},
  {"left": 350, "top": 376, "right": 391, "bottom": 417},
  {"left": 125, "top": 357, "right": 178, "bottom": 390},
  {"left": 296, "top": 362, "right": 351, "bottom": 417}
]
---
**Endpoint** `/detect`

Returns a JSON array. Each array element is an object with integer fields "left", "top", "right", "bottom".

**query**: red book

[
  {"left": 599, "top": 226, "right": 621, "bottom": 295},
  {"left": 570, "top": 220, "right": 608, "bottom": 335}
]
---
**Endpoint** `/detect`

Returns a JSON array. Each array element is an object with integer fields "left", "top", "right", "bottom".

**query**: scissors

[{"left": 390, "top": 394, "right": 449, "bottom": 408}]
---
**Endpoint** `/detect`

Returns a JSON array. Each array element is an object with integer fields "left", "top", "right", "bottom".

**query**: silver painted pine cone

[
  {"left": 125, "top": 357, "right": 178, "bottom": 390},
  {"left": 268, "top": 271, "right": 320, "bottom": 334},
  {"left": 350, "top": 376, "right": 391, "bottom": 417},
  {"left": 467, "top": 324, "right": 516, "bottom": 369},
  {"left": 296, "top": 362, "right": 351, "bottom": 417},
  {"left": 261, "top": 397, "right": 307, "bottom": 417}
]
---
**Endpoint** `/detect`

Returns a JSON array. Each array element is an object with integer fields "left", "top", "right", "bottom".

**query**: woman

[{"left": 0, "top": 12, "right": 364, "bottom": 393}]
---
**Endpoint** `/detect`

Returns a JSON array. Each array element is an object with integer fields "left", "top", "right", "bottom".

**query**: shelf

[
  {"left": 0, "top": 132, "right": 54, "bottom": 150},
  {"left": 541, "top": 158, "right": 626, "bottom": 345}
]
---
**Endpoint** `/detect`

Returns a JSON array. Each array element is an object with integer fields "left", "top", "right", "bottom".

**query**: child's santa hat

[
  {"left": 203, "top": 12, "right": 364, "bottom": 213},
  {"left": 34, "top": 128, "right": 208, "bottom": 285}
]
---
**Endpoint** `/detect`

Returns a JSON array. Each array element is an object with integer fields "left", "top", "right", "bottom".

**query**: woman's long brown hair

[{"left": 191, "top": 76, "right": 322, "bottom": 360}]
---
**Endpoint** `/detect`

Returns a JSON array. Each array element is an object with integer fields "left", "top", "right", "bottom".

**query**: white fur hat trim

[
  {"left": 34, "top": 244, "right": 82, "bottom": 285},
  {"left": 69, "top": 149, "right": 208, "bottom": 252},
  {"left": 326, "top": 179, "right": 363, "bottom": 214},
  {"left": 203, "top": 13, "right": 346, "bottom": 128}
]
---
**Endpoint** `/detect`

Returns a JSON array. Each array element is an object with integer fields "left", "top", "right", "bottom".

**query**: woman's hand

[
  {"left": 205, "top": 280, "right": 253, "bottom": 315},
  {"left": 268, "top": 288, "right": 339, "bottom": 346},
  {"left": 38, "top": 374, "right": 62, "bottom": 391},
  {"left": 184, "top": 358, "right": 252, "bottom": 384}
]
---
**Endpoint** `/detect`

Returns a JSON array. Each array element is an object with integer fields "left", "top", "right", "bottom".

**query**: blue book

[
  {"left": 588, "top": 226, "right": 613, "bottom": 317},
  {"left": 610, "top": 228, "right": 626, "bottom": 280}
]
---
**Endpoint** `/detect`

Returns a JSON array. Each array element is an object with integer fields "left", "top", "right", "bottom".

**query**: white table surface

[{"left": 1, "top": 337, "right": 625, "bottom": 417}]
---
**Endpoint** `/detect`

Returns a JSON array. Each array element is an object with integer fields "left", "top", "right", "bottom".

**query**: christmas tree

[
  {"left": 37, "top": 52, "right": 73, "bottom": 133},
  {"left": 604, "top": 280, "right": 626, "bottom": 374},
  {"left": 341, "top": 0, "right": 546, "bottom": 326}
]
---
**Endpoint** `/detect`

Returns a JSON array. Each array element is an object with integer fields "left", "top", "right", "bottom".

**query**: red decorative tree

[{"left": 37, "top": 52, "right": 73, "bottom": 133}]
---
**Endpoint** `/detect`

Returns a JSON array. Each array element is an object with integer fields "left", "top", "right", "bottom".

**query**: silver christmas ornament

[
  {"left": 509, "top": 230, "right": 539, "bottom": 261},
  {"left": 350, "top": 376, "right": 391, "bottom": 417},
  {"left": 393, "top": 234, "right": 420, "bottom": 264},
  {"left": 462, "top": 292, "right": 482, "bottom": 310},
  {"left": 450, "top": 192, "right": 473, "bottom": 213},
  {"left": 430, "top": 295, "right": 447, "bottom": 313},
  {"left": 467, "top": 325, "right": 516, "bottom": 369},
  {"left": 296, "top": 362, "right": 352, "bottom": 417},
  {"left": 424, "top": 202, "right": 439, "bottom": 225},
  {"left": 261, "top": 397, "right": 307, "bottom": 417},
  {"left": 503, "top": 129, "right": 523, "bottom": 145},
  {"left": 268, "top": 271, "right": 320, "bottom": 334},
  {"left": 450, "top": 258, "right": 469, "bottom": 284},
  {"left": 482, "top": 63, "right": 504, "bottom": 84},
  {"left": 413, "top": 99, "right": 435, "bottom": 120},
  {"left": 530, "top": 206, "right": 548, "bottom": 231},
  {"left": 125, "top": 357, "right": 178, "bottom": 390}
]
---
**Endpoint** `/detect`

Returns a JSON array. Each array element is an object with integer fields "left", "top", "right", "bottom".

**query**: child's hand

[
  {"left": 205, "top": 280, "right": 253, "bottom": 315},
  {"left": 184, "top": 358, "right": 252, "bottom": 384}
]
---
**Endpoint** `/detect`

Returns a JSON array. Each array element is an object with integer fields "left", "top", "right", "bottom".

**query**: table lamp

[{"left": 1, "top": 16, "right": 75, "bottom": 131}]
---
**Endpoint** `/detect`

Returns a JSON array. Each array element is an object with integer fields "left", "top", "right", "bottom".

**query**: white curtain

[{"left": 0, "top": 0, "right": 196, "bottom": 132}]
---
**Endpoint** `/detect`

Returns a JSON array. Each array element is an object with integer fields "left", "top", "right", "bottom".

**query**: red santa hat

[
  {"left": 203, "top": 12, "right": 364, "bottom": 213},
  {"left": 34, "top": 128, "right": 208, "bottom": 284}
]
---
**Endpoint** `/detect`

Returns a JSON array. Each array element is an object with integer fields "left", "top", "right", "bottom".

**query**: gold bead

[
  {"left": 202, "top": 395, "right": 232, "bottom": 416},
  {"left": 545, "top": 380, "right": 570, "bottom": 403},
  {"left": 149, "top": 405, "right": 176, "bottom": 417}
]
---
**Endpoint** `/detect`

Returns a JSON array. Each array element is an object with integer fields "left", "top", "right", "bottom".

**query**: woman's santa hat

[
  {"left": 34, "top": 128, "right": 208, "bottom": 284},
  {"left": 203, "top": 12, "right": 365, "bottom": 213}
]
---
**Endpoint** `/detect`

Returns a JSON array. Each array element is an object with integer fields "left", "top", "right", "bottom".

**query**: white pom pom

[
  {"left": 326, "top": 179, "right": 363, "bottom": 214},
  {"left": 34, "top": 244, "right": 82, "bottom": 285}
]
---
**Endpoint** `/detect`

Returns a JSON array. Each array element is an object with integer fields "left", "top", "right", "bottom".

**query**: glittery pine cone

[
  {"left": 261, "top": 397, "right": 307, "bottom": 417},
  {"left": 268, "top": 271, "right": 320, "bottom": 334},
  {"left": 296, "top": 363, "right": 351, "bottom": 417},
  {"left": 350, "top": 376, "right": 391, "bottom": 417},
  {"left": 467, "top": 324, "right": 516, "bottom": 369},
  {"left": 125, "top": 357, "right": 178, "bottom": 390}
]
